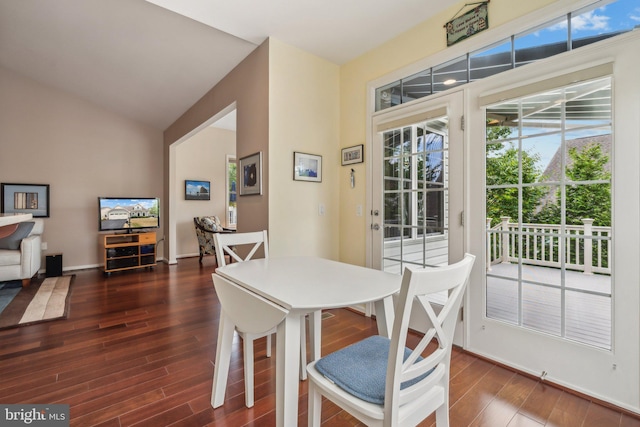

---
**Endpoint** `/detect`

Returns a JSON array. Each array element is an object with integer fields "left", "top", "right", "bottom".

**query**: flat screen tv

[{"left": 99, "top": 197, "right": 160, "bottom": 232}]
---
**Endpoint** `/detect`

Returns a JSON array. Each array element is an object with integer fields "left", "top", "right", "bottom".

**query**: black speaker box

[{"left": 46, "top": 253, "right": 63, "bottom": 277}]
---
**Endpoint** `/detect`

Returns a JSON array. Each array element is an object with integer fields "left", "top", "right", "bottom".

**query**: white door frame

[{"left": 466, "top": 32, "right": 640, "bottom": 413}]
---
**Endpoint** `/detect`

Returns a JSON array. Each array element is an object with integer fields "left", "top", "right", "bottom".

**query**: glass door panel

[{"left": 485, "top": 77, "right": 613, "bottom": 349}]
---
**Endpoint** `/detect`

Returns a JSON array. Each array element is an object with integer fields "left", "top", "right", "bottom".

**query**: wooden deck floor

[{"left": 487, "top": 263, "right": 611, "bottom": 349}]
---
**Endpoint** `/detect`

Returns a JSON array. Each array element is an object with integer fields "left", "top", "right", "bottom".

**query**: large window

[
  {"left": 376, "top": 0, "right": 637, "bottom": 111},
  {"left": 226, "top": 156, "right": 237, "bottom": 228},
  {"left": 485, "top": 77, "right": 612, "bottom": 349}
]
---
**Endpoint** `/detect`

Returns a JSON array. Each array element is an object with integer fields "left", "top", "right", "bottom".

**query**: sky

[{"left": 523, "top": 0, "right": 640, "bottom": 47}]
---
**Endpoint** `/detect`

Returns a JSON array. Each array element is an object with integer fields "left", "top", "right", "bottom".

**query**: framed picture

[
  {"left": 239, "top": 152, "right": 262, "bottom": 196},
  {"left": 185, "top": 180, "right": 211, "bottom": 200},
  {"left": 341, "top": 144, "right": 364, "bottom": 166},
  {"left": 1, "top": 183, "right": 50, "bottom": 217},
  {"left": 293, "top": 152, "right": 322, "bottom": 182}
]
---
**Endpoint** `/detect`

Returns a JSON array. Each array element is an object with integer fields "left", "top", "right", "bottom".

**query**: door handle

[{"left": 371, "top": 223, "right": 380, "bottom": 230}]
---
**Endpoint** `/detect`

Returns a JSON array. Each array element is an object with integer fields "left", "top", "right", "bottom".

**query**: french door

[
  {"left": 369, "top": 92, "right": 465, "bottom": 331},
  {"left": 466, "top": 53, "right": 640, "bottom": 410}
]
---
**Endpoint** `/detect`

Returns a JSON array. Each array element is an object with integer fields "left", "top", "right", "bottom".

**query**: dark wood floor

[{"left": 0, "top": 257, "right": 638, "bottom": 427}]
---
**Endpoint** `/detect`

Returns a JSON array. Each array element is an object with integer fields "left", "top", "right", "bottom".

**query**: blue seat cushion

[{"left": 314, "top": 335, "right": 432, "bottom": 405}]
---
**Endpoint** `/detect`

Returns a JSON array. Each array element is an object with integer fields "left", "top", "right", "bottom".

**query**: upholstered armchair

[
  {"left": 193, "top": 216, "right": 234, "bottom": 263},
  {"left": 0, "top": 219, "right": 44, "bottom": 286}
]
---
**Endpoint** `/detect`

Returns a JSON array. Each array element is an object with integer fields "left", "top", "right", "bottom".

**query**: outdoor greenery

[
  {"left": 486, "top": 122, "right": 611, "bottom": 268},
  {"left": 534, "top": 143, "right": 611, "bottom": 226},
  {"left": 486, "top": 123, "right": 611, "bottom": 228}
]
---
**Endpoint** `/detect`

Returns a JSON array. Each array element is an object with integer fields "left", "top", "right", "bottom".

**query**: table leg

[
  {"left": 309, "top": 310, "right": 321, "bottom": 361},
  {"left": 276, "top": 314, "right": 301, "bottom": 426},
  {"left": 373, "top": 295, "right": 395, "bottom": 338},
  {"left": 211, "top": 310, "right": 236, "bottom": 408}
]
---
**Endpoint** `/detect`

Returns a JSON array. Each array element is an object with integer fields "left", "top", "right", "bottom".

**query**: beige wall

[
  {"left": 164, "top": 39, "right": 341, "bottom": 260},
  {"left": 268, "top": 39, "right": 340, "bottom": 258},
  {"left": 175, "top": 126, "right": 235, "bottom": 258},
  {"left": 164, "top": 42, "right": 269, "bottom": 262},
  {"left": 0, "top": 65, "right": 163, "bottom": 270},
  {"left": 337, "top": 0, "right": 560, "bottom": 266}
]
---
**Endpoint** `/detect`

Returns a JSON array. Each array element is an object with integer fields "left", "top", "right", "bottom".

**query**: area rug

[{"left": 0, "top": 275, "right": 74, "bottom": 330}]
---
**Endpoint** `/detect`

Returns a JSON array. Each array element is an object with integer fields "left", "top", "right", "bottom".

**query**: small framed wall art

[
  {"left": 293, "top": 152, "right": 322, "bottom": 182},
  {"left": 239, "top": 152, "right": 263, "bottom": 195},
  {"left": 341, "top": 144, "right": 364, "bottom": 166},
  {"left": 1, "top": 183, "right": 50, "bottom": 217},
  {"left": 185, "top": 180, "right": 211, "bottom": 200}
]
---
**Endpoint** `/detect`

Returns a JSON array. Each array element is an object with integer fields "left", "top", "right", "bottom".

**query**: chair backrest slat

[
  {"left": 384, "top": 254, "right": 475, "bottom": 419},
  {"left": 214, "top": 230, "right": 269, "bottom": 267}
]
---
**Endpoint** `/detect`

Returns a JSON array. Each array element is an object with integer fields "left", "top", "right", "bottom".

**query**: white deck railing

[{"left": 487, "top": 216, "right": 611, "bottom": 275}]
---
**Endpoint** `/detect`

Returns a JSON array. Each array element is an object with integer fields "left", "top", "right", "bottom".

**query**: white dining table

[
  {"left": 211, "top": 256, "right": 401, "bottom": 426},
  {"left": 0, "top": 213, "right": 32, "bottom": 227}
]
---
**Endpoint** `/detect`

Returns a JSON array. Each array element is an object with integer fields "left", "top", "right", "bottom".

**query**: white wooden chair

[
  {"left": 306, "top": 254, "right": 475, "bottom": 427},
  {"left": 210, "top": 273, "right": 288, "bottom": 409},
  {"left": 212, "top": 230, "right": 310, "bottom": 408}
]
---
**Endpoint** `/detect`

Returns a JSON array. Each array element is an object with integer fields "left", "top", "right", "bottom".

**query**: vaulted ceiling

[{"left": 0, "top": 0, "right": 459, "bottom": 130}]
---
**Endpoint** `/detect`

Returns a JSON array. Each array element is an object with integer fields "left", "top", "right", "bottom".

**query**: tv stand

[{"left": 103, "top": 232, "right": 156, "bottom": 274}]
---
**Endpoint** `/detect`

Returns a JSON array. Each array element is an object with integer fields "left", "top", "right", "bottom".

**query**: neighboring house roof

[{"left": 541, "top": 134, "right": 612, "bottom": 182}]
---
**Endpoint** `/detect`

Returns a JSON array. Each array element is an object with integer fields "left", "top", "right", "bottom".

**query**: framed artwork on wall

[
  {"left": 341, "top": 144, "right": 364, "bottom": 166},
  {"left": 239, "top": 152, "right": 262, "bottom": 196},
  {"left": 293, "top": 152, "right": 322, "bottom": 182},
  {"left": 1, "top": 183, "right": 50, "bottom": 217},
  {"left": 185, "top": 180, "right": 211, "bottom": 200}
]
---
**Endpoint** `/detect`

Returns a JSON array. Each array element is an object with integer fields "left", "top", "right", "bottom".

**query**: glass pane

[
  {"left": 566, "top": 289, "right": 611, "bottom": 349},
  {"left": 522, "top": 283, "right": 561, "bottom": 335},
  {"left": 486, "top": 276, "right": 519, "bottom": 324},
  {"left": 402, "top": 69, "right": 431, "bottom": 103},
  {"left": 402, "top": 192, "right": 412, "bottom": 227},
  {"left": 433, "top": 55, "right": 468, "bottom": 93},
  {"left": 564, "top": 133, "right": 612, "bottom": 181},
  {"left": 384, "top": 192, "right": 401, "bottom": 228},
  {"left": 532, "top": 184, "right": 561, "bottom": 227},
  {"left": 565, "top": 79, "right": 612, "bottom": 126},
  {"left": 520, "top": 91, "right": 563, "bottom": 136},
  {"left": 383, "top": 129, "right": 402, "bottom": 158},
  {"left": 486, "top": 106, "right": 518, "bottom": 141},
  {"left": 418, "top": 151, "right": 444, "bottom": 187},
  {"left": 470, "top": 39, "right": 512, "bottom": 81},
  {"left": 486, "top": 143, "right": 519, "bottom": 186},
  {"left": 522, "top": 136, "right": 561, "bottom": 183},
  {"left": 515, "top": 17, "right": 568, "bottom": 67},
  {"left": 486, "top": 188, "right": 518, "bottom": 228},
  {"left": 565, "top": 183, "right": 611, "bottom": 226},
  {"left": 418, "top": 189, "right": 445, "bottom": 235},
  {"left": 376, "top": 80, "right": 401, "bottom": 111},
  {"left": 384, "top": 162, "right": 401, "bottom": 191},
  {"left": 522, "top": 262, "right": 561, "bottom": 287},
  {"left": 572, "top": 0, "right": 638, "bottom": 50},
  {"left": 402, "top": 127, "right": 412, "bottom": 156}
]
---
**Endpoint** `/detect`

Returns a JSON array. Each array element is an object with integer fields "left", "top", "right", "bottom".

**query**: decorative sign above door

[{"left": 445, "top": 1, "right": 489, "bottom": 47}]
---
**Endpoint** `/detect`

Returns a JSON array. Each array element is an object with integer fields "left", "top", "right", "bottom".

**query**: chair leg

[
  {"left": 21, "top": 278, "right": 31, "bottom": 287},
  {"left": 308, "top": 380, "right": 322, "bottom": 427},
  {"left": 266, "top": 334, "right": 272, "bottom": 358},
  {"left": 300, "top": 315, "right": 307, "bottom": 380},
  {"left": 243, "top": 335, "right": 255, "bottom": 408},
  {"left": 435, "top": 403, "right": 449, "bottom": 427}
]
